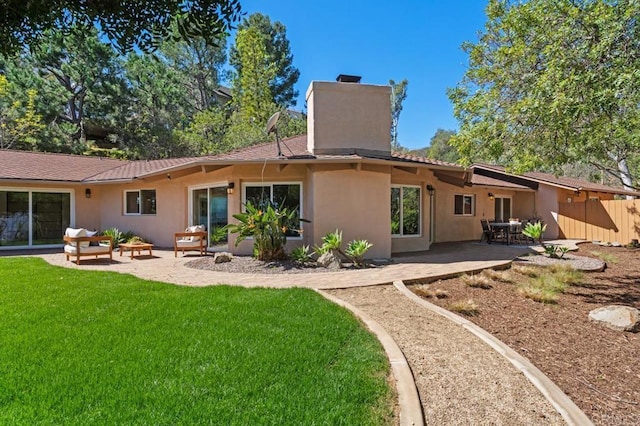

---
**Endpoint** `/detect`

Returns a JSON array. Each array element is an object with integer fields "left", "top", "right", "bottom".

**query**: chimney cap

[{"left": 336, "top": 74, "right": 361, "bottom": 83}]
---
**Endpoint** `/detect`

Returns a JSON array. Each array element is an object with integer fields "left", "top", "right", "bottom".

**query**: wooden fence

[{"left": 558, "top": 199, "right": 640, "bottom": 244}]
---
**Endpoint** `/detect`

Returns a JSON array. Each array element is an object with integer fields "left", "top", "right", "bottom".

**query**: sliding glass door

[
  {"left": 0, "top": 190, "right": 71, "bottom": 247},
  {"left": 191, "top": 186, "right": 228, "bottom": 247}
]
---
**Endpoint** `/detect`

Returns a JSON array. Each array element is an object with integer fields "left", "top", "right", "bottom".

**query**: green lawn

[{"left": 0, "top": 258, "right": 393, "bottom": 425}]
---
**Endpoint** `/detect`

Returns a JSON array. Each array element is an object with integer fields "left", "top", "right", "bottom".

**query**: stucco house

[
  {"left": 1, "top": 77, "right": 636, "bottom": 256},
  {"left": 0, "top": 78, "right": 468, "bottom": 257}
]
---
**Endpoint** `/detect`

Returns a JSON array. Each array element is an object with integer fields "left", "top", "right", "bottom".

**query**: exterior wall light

[
  {"left": 85, "top": 188, "right": 91, "bottom": 199},
  {"left": 426, "top": 184, "right": 435, "bottom": 196},
  {"left": 488, "top": 192, "right": 494, "bottom": 200},
  {"left": 227, "top": 182, "right": 235, "bottom": 195}
]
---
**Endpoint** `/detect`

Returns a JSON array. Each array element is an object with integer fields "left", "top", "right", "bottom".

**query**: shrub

[
  {"left": 461, "top": 274, "right": 493, "bottom": 289},
  {"left": 547, "top": 264, "right": 583, "bottom": 285},
  {"left": 449, "top": 299, "right": 479, "bottom": 316},
  {"left": 434, "top": 289, "right": 449, "bottom": 299},
  {"left": 522, "top": 221, "right": 547, "bottom": 246},
  {"left": 127, "top": 236, "right": 145, "bottom": 244},
  {"left": 590, "top": 250, "right": 618, "bottom": 264},
  {"left": 345, "top": 239, "right": 373, "bottom": 267},
  {"left": 481, "top": 268, "right": 513, "bottom": 283},
  {"left": 511, "top": 265, "right": 543, "bottom": 277},
  {"left": 321, "top": 229, "right": 342, "bottom": 251},
  {"left": 518, "top": 284, "right": 559, "bottom": 304},
  {"left": 291, "top": 245, "right": 313, "bottom": 264},
  {"left": 227, "top": 202, "right": 302, "bottom": 261},
  {"left": 413, "top": 287, "right": 434, "bottom": 298},
  {"left": 102, "top": 227, "right": 134, "bottom": 248},
  {"left": 210, "top": 225, "right": 228, "bottom": 244}
]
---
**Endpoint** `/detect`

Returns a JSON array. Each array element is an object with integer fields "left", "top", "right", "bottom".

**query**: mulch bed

[
  {"left": 185, "top": 255, "right": 388, "bottom": 274},
  {"left": 409, "top": 243, "right": 640, "bottom": 425}
]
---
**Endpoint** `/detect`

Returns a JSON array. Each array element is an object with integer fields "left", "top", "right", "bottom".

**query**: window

[
  {"left": 124, "top": 190, "right": 156, "bottom": 215},
  {"left": 0, "top": 189, "right": 71, "bottom": 247},
  {"left": 391, "top": 186, "right": 421, "bottom": 236},
  {"left": 243, "top": 183, "right": 302, "bottom": 237},
  {"left": 454, "top": 194, "right": 475, "bottom": 216}
]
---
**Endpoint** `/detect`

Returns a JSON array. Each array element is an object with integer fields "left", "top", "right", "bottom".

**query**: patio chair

[
  {"left": 480, "top": 219, "right": 494, "bottom": 244},
  {"left": 174, "top": 225, "right": 207, "bottom": 257}
]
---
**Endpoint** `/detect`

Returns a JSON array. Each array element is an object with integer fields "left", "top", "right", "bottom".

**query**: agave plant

[{"left": 344, "top": 239, "right": 373, "bottom": 267}]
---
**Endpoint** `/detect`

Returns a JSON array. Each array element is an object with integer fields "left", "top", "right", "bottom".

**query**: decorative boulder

[
  {"left": 317, "top": 250, "right": 342, "bottom": 270},
  {"left": 589, "top": 305, "right": 640, "bottom": 332},
  {"left": 214, "top": 252, "right": 233, "bottom": 264}
]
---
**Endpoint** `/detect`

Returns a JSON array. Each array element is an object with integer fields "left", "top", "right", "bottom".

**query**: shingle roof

[
  {"left": 472, "top": 164, "right": 639, "bottom": 196},
  {"left": 471, "top": 173, "right": 532, "bottom": 190},
  {"left": 0, "top": 149, "right": 125, "bottom": 182},
  {"left": 1, "top": 137, "right": 463, "bottom": 184}
]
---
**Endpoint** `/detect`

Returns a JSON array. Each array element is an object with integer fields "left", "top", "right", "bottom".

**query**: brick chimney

[{"left": 306, "top": 76, "right": 391, "bottom": 158}]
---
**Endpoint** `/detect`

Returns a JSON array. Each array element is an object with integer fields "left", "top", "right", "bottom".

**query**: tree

[
  {"left": 158, "top": 25, "right": 228, "bottom": 112},
  {"left": 230, "top": 13, "right": 300, "bottom": 108},
  {"left": 389, "top": 79, "right": 408, "bottom": 151},
  {"left": 29, "top": 27, "right": 127, "bottom": 149},
  {"left": 0, "top": 75, "right": 44, "bottom": 149},
  {"left": 449, "top": 0, "right": 640, "bottom": 191},
  {"left": 0, "top": 0, "right": 242, "bottom": 56},
  {"left": 426, "top": 129, "right": 459, "bottom": 163}
]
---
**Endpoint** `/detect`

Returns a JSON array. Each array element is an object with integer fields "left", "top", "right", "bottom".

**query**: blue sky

[{"left": 235, "top": 0, "right": 488, "bottom": 150}]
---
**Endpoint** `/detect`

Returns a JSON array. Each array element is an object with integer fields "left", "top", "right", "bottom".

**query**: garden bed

[
  {"left": 409, "top": 243, "right": 640, "bottom": 425},
  {"left": 185, "top": 255, "right": 389, "bottom": 274}
]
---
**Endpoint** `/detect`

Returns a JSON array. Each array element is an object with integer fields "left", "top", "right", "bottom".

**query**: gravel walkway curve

[{"left": 327, "top": 285, "right": 565, "bottom": 425}]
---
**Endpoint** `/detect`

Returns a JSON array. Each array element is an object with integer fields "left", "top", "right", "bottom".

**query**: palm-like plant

[
  {"left": 345, "top": 239, "right": 373, "bottom": 267},
  {"left": 227, "top": 202, "right": 301, "bottom": 261},
  {"left": 522, "top": 221, "right": 547, "bottom": 247}
]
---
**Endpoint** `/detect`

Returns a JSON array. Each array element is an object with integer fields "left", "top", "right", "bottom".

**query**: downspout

[{"left": 427, "top": 185, "right": 435, "bottom": 245}]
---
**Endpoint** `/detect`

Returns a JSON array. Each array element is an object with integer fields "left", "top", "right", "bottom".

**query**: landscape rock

[
  {"left": 589, "top": 305, "right": 640, "bottom": 332},
  {"left": 317, "top": 250, "right": 342, "bottom": 270},
  {"left": 214, "top": 252, "right": 233, "bottom": 264},
  {"left": 611, "top": 241, "right": 622, "bottom": 247}
]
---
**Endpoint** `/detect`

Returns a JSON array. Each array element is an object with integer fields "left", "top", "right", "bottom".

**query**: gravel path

[
  {"left": 327, "top": 285, "right": 565, "bottom": 425},
  {"left": 514, "top": 253, "right": 605, "bottom": 271}
]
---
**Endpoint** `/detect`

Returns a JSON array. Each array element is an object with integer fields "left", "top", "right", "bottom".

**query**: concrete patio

[{"left": 29, "top": 241, "right": 541, "bottom": 289}]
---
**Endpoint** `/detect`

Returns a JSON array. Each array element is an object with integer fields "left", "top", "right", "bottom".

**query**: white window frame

[
  {"left": 0, "top": 187, "right": 75, "bottom": 249},
  {"left": 242, "top": 182, "right": 303, "bottom": 240},
  {"left": 391, "top": 184, "right": 422, "bottom": 238},
  {"left": 188, "top": 181, "right": 229, "bottom": 227},
  {"left": 454, "top": 194, "right": 475, "bottom": 216},
  {"left": 124, "top": 189, "right": 157, "bottom": 216}
]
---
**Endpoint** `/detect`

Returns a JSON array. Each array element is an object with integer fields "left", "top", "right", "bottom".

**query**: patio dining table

[{"left": 491, "top": 222, "right": 522, "bottom": 245}]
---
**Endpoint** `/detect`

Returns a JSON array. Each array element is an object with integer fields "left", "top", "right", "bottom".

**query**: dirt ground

[{"left": 412, "top": 243, "right": 640, "bottom": 425}]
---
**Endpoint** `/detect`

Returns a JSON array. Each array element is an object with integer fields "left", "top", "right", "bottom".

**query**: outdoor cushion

[
  {"left": 86, "top": 229, "right": 99, "bottom": 246},
  {"left": 176, "top": 240, "right": 203, "bottom": 248},
  {"left": 65, "top": 227, "right": 89, "bottom": 248},
  {"left": 184, "top": 225, "right": 206, "bottom": 242},
  {"left": 64, "top": 245, "right": 110, "bottom": 255}
]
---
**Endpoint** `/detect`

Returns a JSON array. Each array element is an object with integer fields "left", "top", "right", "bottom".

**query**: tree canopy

[
  {"left": 0, "top": 0, "right": 242, "bottom": 56},
  {"left": 230, "top": 13, "right": 300, "bottom": 108},
  {"left": 449, "top": 0, "right": 640, "bottom": 190}
]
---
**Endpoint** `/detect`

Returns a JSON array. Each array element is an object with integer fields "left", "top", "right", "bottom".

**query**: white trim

[
  {"left": 0, "top": 187, "right": 74, "bottom": 249},
  {"left": 241, "top": 181, "right": 304, "bottom": 240},
  {"left": 391, "top": 184, "right": 422, "bottom": 238},
  {"left": 123, "top": 189, "right": 157, "bottom": 216},
  {"left": 454, "top": 193, "right": 475, "bottom": 216}
]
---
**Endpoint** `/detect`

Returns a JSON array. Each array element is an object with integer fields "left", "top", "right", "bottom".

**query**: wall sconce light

[
  {"left": 488, "top": 192, "right": 494, "bottom": 200},
  {"left": 85, "top": 188, "right": 91, "bottom": 199},
  {"left": 227, "top": 182, "right": 235, "bottom": 195},
  {"left": 166, "top": 173, "right": 171, "bottom": 181},
  {"left": 426, "top": 184, "right": 435, "bottom": 196}
]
